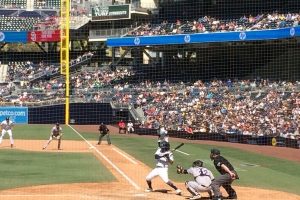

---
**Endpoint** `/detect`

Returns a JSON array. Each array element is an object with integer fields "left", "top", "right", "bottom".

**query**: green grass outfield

[
  {"left": 3, "top": 125, "right": 300, "bottom": 196},
  {"left": 0, "top": 125, "right": 116, "bottom": 191}
]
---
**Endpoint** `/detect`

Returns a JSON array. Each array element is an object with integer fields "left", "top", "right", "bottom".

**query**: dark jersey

[
  {"left": 213, "top": 155, "right": 235, "bottom": 175},
  {"left": 99, "top": 125, "right": 109, "bottom": 133}
]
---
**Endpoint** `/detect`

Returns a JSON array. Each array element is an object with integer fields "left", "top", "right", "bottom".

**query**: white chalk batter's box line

[{"left": 68, "top": 125, "right": 141, "bottom": 190}]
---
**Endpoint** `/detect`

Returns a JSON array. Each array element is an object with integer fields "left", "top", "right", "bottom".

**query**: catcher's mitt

[{"left": 177, "top": 165, "right": 184, "bottom": 174}]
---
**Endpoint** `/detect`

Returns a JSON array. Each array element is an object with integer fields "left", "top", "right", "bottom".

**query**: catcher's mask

[
  {"left": 210, "top": 149, "right": 220, "bottom": 160},
  {"left": 160, "top": 141, "right": 170, "bottom": 151},
  {"left": 192, "top": 160, "right": 203, "bottom": 167}
]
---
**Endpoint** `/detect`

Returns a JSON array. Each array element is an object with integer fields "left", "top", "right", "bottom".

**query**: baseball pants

[
  {"left": 146, "top": 167, "right": 169, "bottom": 183},
  {"left": 0, "top": 130, "right": 14, "bottom": 145},
  {"left": 211, "top": 171, "right": 237, "bottom": 197},
  {"left": 43, "top": 135, "right": 61, "bottom": 149},
  {"left": 98, "top": 133, "right": 111, "bottom": 145},
  {"left": 185, "top": 180, "right": 211, "bottom": 194},
  {"left": 127, "top": 127, "right": 134, "bottom": 133}
]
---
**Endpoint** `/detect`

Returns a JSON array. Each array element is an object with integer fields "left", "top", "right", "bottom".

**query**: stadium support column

[
  {"left": 60, "top": 0, "right": 70, "bottom": 125},
  {"left": 111, "top": 48, "right": 130, "bottom": 70},
  {"left": 132, "top": 48, "right": 143, "bottom": 67}
]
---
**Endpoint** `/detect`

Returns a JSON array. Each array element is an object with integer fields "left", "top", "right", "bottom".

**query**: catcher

[
  {"left": 43, "top": 123, "right": 62, "bottom": 150},
  {"left": 97, "top": 123, "right": 111, "bottom": 145},
  {"left": 177, "top": 160, "right": 214, "bottom": 200}
]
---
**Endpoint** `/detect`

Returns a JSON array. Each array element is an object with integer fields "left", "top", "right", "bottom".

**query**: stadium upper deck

[{"left": 126, "top": 12, "right": 300, "bottom": 36}]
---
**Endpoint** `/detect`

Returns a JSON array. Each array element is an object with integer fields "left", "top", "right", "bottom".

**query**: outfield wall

[
  {"left": 134, "top": 126, "right": 300, "bottom": 149},
  {"left": 26, "top": 103, "right": 113, "bottom": 124}
]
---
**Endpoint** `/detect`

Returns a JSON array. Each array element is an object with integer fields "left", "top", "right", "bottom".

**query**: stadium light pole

[{"left": 60, "top": 0, "right": 70, "bottom": 125}]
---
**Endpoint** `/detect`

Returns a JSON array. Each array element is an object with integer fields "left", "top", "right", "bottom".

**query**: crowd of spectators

[
  {"left": 6, "top": 51, "right": 94, "bottom": 82},
  {"left": 127, "top": 11, "right": 300, "bottom": 36},
  {"left": 8, "top": 67, "right": 135, "bottom": 105},
  {"left": 3, "top": 61, "right": 300, "bottom": 143},
  {"left": 125, "top": 79, "right": 300, "bottom": 141},
  {"left": 0, "top": 10, "right": 89, "bottom": 31},
  {"left": 6, "top": 61, "right": 59, "bottom": 82}
]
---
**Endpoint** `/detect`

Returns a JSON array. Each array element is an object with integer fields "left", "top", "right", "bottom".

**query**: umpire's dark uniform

[
  {"left": 210, "top": 149, "right": 238, "bottom": 200},
  {"left": 97, "top": 123, "right": 111, "bottom": 145}
]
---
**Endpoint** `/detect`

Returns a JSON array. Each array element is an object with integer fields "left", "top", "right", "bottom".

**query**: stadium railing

[{"left": 89, "top": 28, "right": 131, "bottom": 39}]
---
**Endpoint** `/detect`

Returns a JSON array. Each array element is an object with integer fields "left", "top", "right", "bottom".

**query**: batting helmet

[
  {"left": 160, "top": 141, "right": 170, "bottom": 151},
  {"left": 193, "top": 160, "right": 203, "bottom": 167},
  {"left": 5, "top": 117, "right": 9, "bottom": 120}
]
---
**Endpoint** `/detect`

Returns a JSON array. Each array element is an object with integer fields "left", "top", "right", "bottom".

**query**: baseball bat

[{"left": 171, "top": 143, "right": 184, "bottom": 152}]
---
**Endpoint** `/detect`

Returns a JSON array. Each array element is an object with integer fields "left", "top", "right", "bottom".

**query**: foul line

[
  {"left": 68, "top": 125, "right": 140, "bottom": 190},
  {"left": 175, "top": 149, "right": 190, "bottom": 155},
  {"left": 112, "top": 148, "right": 138, "bottom": 165}
]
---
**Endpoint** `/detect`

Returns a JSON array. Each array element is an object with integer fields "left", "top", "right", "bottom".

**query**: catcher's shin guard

[{"left": 185, "top": 181, "right": 199, "bottom": 196}]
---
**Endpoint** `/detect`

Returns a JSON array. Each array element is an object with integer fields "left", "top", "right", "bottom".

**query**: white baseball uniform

[
  {"left": 0, "top": 120, "right": 14, "bottom": 146},
  {"left": 146, "top": 148, "right": 173, "bottom": 183},
  {"left": 186, "top": 166, "right": 214, "bottom": 192},
  {"left": 43, "top": 126, "right": 63, "bottom": 149},
  {"left": 127, "top": 122, "right": 134, "bottom": 133}
]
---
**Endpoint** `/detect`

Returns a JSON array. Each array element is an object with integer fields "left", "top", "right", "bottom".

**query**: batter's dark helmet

[
  {"left": 193, "top": 160, "right": 203, "bottom": 167},
  {"left": 6, "top": 117, "right": 9, "bottom": 120},
  {"left": 210, "top": 149, "right": 220, "bottom": 160},
  {"left": 160, "top": 141, "right": 170, "bottom": 151}
]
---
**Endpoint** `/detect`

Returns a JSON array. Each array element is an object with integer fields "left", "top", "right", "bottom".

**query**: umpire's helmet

[
  {"left": 193, "top": 160, "right": 203, "bottom": 167},
  {"left": 160, "top": 141, "right": 170, "bottom": 151},
  {"left": 210, "top": 149, "right": 220, "bottom": 160}
]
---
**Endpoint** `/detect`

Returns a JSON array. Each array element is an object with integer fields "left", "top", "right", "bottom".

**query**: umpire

[
  {"left": 210, "top": 149, "right": 238, "bottom": 200},
  {"left": 97, "top": 123, "right": 111, "bottom": 145}
]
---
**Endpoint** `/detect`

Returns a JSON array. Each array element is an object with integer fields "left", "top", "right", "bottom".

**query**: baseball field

[{"left": 0, "top": 124, "right": 299, "bottom": 200}]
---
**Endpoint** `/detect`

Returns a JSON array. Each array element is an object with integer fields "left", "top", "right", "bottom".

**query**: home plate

[
  {"left": 132, "top": 194, "right": 147, "bottom": 197},
  {"left": 89, "top": 147, "right": 96, "bottom": 149}
]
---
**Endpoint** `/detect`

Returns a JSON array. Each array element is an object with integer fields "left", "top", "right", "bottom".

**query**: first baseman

[
  {"left": 145, "top": 141, "right": 181, "bottom": 195},
  {"left": 43, "top": 123, "right": 63, "bottom": 150},
  {"left": 177, "top": 160, "right": 214, "bottom": 200},
  {"left": 0, "top": 117, "right": 14, "bottom": 148},
  {"left": 210, "top": 149, "right": 238, "bottom": 200}
]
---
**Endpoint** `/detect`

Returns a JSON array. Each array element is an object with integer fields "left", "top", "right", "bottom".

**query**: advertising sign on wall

[
  {"left": 92, "top": 4, "right": 130, "bottom": 21},
  {"left": 0, "top": 31, "right": 28, "bottom": 42},
  {"left": 107, "top": 27, "right": 300, "bottom": 47},
  {"left": 27, "top": 30, "right": 62, "bottom": 42},
  {"left": 0, "top": 107, "right": 28, "bottom": 124}
]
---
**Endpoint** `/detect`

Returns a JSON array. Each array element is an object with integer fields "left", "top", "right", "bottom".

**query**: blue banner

[
  {"left": 0, "top": 31, "right": 28, "bottom": 42},
  {"left": 107, "top": 26, "right": 300, "bottom": 47},
  {"left": 0, "top": 107, "right": 28, "bottom": 124}
]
